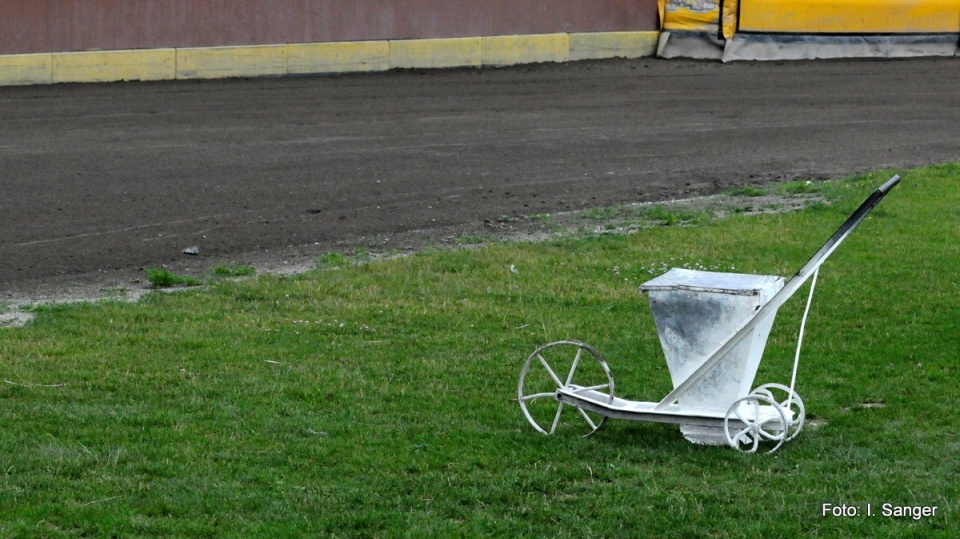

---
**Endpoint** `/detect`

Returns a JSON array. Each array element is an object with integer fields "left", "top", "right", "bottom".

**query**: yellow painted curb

[
  {"left": 53, "top": 49, "right": 175, "bottom": 83},
  {"left": 177, "top": 45, "right": 287, "bottom": 80},
  {"left": 0, "top": 53, "right": 53, "bottom": 85},
  {"left": 288, "top": 41, "right": 389, "bottom": 74},
  {"left": 389, "top": 37, "right": 482, "bottom": 69},
  {"left": 0, "top": 31, "right": 665, "bottom": 86},
  {"left": 570, "top": 31, "right": 660, "bottom": 61},
  {"left": 482, "top": 33, "right": 570, "bottom": 66}
]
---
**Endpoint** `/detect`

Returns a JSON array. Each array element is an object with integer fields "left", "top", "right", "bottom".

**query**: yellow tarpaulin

[
  {"left": 659, "top": 0, "right": 720, "bottom": 32},
  {"left": 721, "top": 0, "right": 739, "bottom": 39},
  {"left": 737, "top": 0, "right": 960, "bottom": 34}
]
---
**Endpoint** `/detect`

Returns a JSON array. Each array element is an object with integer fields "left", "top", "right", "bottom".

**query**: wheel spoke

[
  {"left": 757, "top": 426, "right": 784, "bottom": 441},
  {"left": 521, "top": 391, "right": 557, "bottom": 402},
  {"left": 577, "top": 408, "right": 599, "bottom": 430},
  {"left": 732, "top": 427, "right": 753, "bottom": 446},
  {"left": 564, "top": 348, "right": 583, "bottom": 386},
  {"left": 537, "top": 353, "right": 565, "bottom": 388},
  {"left": 574, "top": 383, "right": 610, "bottom": 393},
  {"left": 549, "top": 402, "right": 564, "bottom": 434},
  {"left": 749, "top": 432, "right": 760, "bottom": 452}
]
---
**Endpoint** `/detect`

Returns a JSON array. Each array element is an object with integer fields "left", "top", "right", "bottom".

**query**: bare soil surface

[{"left": 2, "top": 57, "right": 959, "bottom": 307}]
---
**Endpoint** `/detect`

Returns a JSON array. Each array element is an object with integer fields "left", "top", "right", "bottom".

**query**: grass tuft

[
  {"left": 728, "top": 185, "right": 767, "bottom": 197},
  {"left": 143, "top": 268, "right": 202, "bottom": 288},
  {"left": 317, "top": 251, "right": 349, "bottom": 268},
  {"left": 639, "top": 205, "right": 701, "bottom": 226},
  {"left": 210, "top": 263, "right": 256, "bottom": 278}
]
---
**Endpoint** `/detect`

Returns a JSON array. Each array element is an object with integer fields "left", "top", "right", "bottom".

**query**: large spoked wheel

[
  {"left": 751, "top": 383, "right": 805, "bottom": 442},
  {"left": 518, "top": 340, "right": 615, "bottom": 437},
  {"left": 724, "top": 394, "right": 788, "bottom": 454}
]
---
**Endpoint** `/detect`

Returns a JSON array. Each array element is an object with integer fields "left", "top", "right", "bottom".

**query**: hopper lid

[{"left": 639, "top": 268, "right": 783, "bottom": 296}]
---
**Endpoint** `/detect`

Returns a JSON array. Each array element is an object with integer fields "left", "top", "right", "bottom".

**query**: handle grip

[{"left": 877, "top": 174, "right": 901, "bottom": 195}]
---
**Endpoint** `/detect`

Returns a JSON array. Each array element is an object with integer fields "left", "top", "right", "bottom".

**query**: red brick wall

[{"left": 0, "top": 0, "right": 659, "bottom": 55}]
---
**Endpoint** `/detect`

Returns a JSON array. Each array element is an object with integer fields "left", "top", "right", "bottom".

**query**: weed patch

[
  {"left": 317, "top": 251, "right": 349, "bottom": 268},
  {"left": 639, "top": 205, "right": 701, "bottom": 226},
  {"left": 210, "top": 263, "right": 256, "bottom": 278},
  {"left": 728, "top": 185, "right": 767, "bottom": 197},
  {"left": 144, "top": 268, "right": 202, "bottom": 288}
]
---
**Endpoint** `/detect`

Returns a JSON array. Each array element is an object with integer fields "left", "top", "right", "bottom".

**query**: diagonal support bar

[{"left": 654, "top": 175, "right": 900, "bottom": 410}]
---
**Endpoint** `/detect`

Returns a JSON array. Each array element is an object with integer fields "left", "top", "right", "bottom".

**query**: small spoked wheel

[
  {"left": 517, "top": 340, "right": 615, "bottom": 437},
  {"left": 724, "top": 394, "right": 788, "bottom": 454},
  {"left": 751, "top": 383, "right": 805, "bottom": 442}
]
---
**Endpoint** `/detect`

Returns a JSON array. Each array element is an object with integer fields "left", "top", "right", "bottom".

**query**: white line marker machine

[{"left": 517, "top": 175, "right": 900, "bottom": 453}]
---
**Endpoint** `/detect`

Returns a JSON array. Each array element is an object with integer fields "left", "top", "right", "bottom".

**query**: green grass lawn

[{"left": 1, "top": 165, "right": 957, "bottom": 537}]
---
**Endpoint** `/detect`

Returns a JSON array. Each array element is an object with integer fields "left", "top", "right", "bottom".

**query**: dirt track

[{"left": 2, "top": 57, "right": 959, "bottom": 299}]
